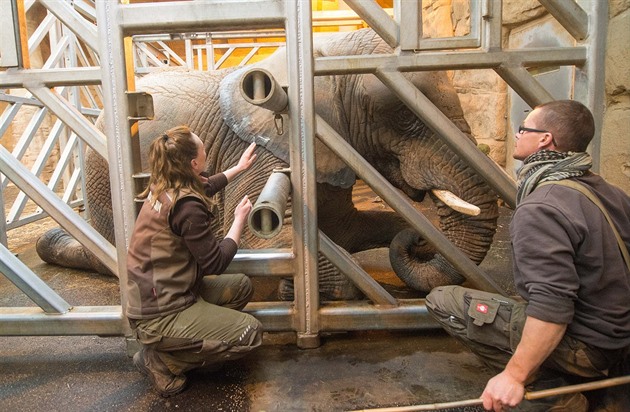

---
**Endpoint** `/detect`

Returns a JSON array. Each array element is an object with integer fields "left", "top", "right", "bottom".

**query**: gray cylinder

[
  {"left": 240, "top": 68, "right": 288, "bottom": 113},
  {"left": 248, "top": 171, "right": 291, "bottom": 239}
]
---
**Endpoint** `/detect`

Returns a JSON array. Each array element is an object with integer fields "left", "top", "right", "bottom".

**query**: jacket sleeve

[
  {"left": 199, "top": 172, "right": 228, "bottom": 197},
  {"left": 511, "top": 200, "right": 581, "bottom": 325},
  {"left": 170, "top": 197, "right": 237, "bottom": 275}
]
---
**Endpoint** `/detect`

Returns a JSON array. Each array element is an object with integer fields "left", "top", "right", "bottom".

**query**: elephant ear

[{"left": 219, "top": 45, "right": 356, "bottom": 189}]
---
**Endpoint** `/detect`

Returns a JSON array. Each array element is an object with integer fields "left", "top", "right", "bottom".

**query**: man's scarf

[{"left": 516, "top": 150, "right": 592, "bottom": 204}]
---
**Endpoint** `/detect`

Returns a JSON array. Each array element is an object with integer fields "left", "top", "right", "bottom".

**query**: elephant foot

[
  {"left": 278, "top": 277, "right": 364, "bottom": 301},
  {"left": 36, "top": 228, "right": 114, "bottom": 276}
]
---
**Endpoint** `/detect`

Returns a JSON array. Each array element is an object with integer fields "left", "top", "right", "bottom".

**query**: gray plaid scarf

[{"left": 516, "top": 150, "right": 592, "bottom": 204}]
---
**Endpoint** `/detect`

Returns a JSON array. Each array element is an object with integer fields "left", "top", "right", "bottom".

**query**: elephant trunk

[
  {"left": 36, "top": 228, "right": 113, "bottom": 276},
  {"left": 389, "top": 189, "right": 498, "bottom": 292}
]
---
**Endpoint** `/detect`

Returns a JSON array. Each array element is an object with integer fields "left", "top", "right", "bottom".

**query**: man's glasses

[
  {"left": 516, "top": 125, "right": 558, "bottom": 146},
  {"left": 518, "top": 125, "right": 549, "bottom": 134}
]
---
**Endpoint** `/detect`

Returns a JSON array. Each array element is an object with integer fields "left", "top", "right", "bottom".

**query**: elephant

[{"left": 36, "top": 29, "right": 499, "bottom": 299}]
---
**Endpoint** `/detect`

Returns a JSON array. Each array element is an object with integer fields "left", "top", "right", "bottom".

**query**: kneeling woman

[{"left": 126, "top": 125, "right": 262, "bottom": 397}]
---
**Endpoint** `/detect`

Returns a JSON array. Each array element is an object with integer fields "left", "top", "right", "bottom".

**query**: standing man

[{"left": 426, "top": 100, "right": 630, "bottom": 411}]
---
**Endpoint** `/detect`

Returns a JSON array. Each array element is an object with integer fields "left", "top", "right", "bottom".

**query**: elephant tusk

[{"left": 431, "top": 189, "right": 481, "bottom": 216}]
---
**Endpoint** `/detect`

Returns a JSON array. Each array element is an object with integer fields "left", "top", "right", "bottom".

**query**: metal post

[
  {"left": 95, "top": 0, "right": 137, "bottom": 338},
  {"left": 284, "top": 0, "right": 320, "bottom": 349}
]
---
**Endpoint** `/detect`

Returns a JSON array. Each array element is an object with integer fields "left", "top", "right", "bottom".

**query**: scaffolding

[{"left": 0, "top": 0, "right": 607, "bottom": 348}]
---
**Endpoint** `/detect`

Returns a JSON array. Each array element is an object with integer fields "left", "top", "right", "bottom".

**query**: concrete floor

[{"left": 0, "top": 202, "right": 625, "bottom": 411}]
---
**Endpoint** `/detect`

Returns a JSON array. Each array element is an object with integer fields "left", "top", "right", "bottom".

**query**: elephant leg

[
  {"left": 36, "top": 228, "right": 113, "bottom": 276},
  {"left": 317, "top": 183, "right": 409, "bottom": 253},
  {"left": 278, "top": 252, "right": 364, "bottom": 301}
]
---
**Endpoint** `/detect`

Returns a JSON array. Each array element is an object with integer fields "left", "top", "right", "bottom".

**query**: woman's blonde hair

[{"left": 139, "top": 125, "right": 212, "bottom": 207}]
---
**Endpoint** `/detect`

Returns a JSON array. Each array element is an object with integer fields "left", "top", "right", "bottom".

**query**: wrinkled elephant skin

[{"left": 36, "top": 29, "right": 498, "bottom": 298}]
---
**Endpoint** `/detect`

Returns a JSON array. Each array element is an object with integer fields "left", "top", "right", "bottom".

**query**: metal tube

[
  {"left": 0, "top": 306, "right": 124, "bottom": 336},
  {"left": 240, "top": 68, "right": 288, "bottom": 113},
  {"left": 244, "top": 300, "right": 439, "bottom": 332},
  {"left": 316, "top": 115, "right": 507, "bottom": 295},
  {"left": 249, "top": 171, "right": 291, "bottom": 239}
]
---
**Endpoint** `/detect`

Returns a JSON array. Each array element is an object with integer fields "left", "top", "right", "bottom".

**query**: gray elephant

[{"left": 36, "top": 29, "right": 498, "bottom": 298}]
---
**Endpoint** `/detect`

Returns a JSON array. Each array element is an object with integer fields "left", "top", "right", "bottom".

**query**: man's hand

[{"left": 481, "top": 370, "right": 525, "bottom": 411}]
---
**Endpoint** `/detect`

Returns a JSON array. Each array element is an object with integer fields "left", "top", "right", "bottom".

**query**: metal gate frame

[{"left": 0, "top": 0, "right": 606, "bottom": 349}]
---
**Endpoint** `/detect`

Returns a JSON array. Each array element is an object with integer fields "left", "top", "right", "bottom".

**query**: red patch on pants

[{"left": 476, "top": 303, "right": 488, "bottom": 314}]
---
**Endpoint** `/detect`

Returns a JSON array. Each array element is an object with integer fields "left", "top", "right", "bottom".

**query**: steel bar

[
  {"left": 483, "top": 0, "right": 502, "bottom": 51},
  {"left": 244, "top": 300, "right": 438, "bottom": 332},
  {"left": 573, "top": 1, "right": 608, "bottom": 173},
  {"left": 0, "top": 244, "right": 72, "bottom": 314},
  {"left": 394, "top": 0, "right": 419, "bottom": 50},
  {"left": 319, "top": 300, "right": 438, "bottom": 331},
  {"left": 7, "top": 119, "right": 64, "bottom": 223},
  {"left": 374, "top": 69, "right": 517, "bottom": 208},
  {"left": 314, "top": 47, "right": 587, "bottom": 75},
  {"left": 96, "top": 0, "right": 138, "bottom": 333},
  {"left": 319, "top": 232, "right": 398, "bottom": 307},
  {"left": 285, "top": 0, "right": 320, "bottom": 349},
  {"left": 0, "top": 306, "right": 124, "bottom": 336},
  {"left": 0, "top": 143, "right": 118, "bottom": 274},
  {"left": 26, "top": 85, "right": 108, "bottom": 160},
  {"left": 118, "top": 0, "right": 285, "bottom": 35},
  {"left": 0, "top": 67, "right": 102, "bottom": 88},
  {"left": 316, "top": 115, "right": 507, "bottom": 295},
  {"left": 27, "top": 12, "right": 55, "bottom": 56},
  {"left": 0, "top": 93, "right": 43, "bottom": 106},
  {"left": 495, "top": 65, "right": 555, "bottom": 109},
  {"left": 0, "top": 101, "right": 22, "bottom": 139},
  {"left": 226, "top": 249, "right": 295, "bottom": 277},
  {"left": 38, "top": 0, "right": 99, "bottom": 52},
  {"left": 344, "top": 0, "right": 398, "bottom": 48},
  {"left": 538, "top": 0, "right": 588, "bottom": 41}
]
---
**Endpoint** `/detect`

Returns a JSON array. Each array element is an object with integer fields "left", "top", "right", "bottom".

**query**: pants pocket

[{"left": 464, "top": 294, "right": 513, "bottom": 352}]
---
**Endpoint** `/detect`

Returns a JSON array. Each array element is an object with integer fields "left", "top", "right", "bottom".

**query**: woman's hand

[
  {"left": 226, "top": 195, "right": 252, "bottom": 245},
  {"left": 234, "top": 195, "right": 252, "bottom": 223},
  {"left": 237, "top": 142, "right": 257, "bottom": 173},
  {"left": 224, "top": 143, "right": 257, "bottom": 183}
]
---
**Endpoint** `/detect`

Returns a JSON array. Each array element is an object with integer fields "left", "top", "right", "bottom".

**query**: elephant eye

[{"left": 389, "top": 107, "right": 429, "bottom": 137}]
